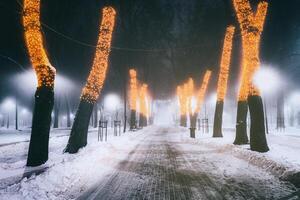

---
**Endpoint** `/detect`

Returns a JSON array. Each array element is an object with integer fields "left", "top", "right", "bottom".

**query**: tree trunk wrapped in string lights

[
  {"left": 23, "top": 0, "right": 56, "bottom": 166},
  {"left": 129, "top": 69, "right": 138, "bottom": 130},
  {"left": 181, "top": 84, "right": 188, "bottom": 127},
  {"left": 213, "top": 26, "right": 235, "bottom": 138},
  {"left": 139, "top": 84, "right": 148, "bottom": 127},
  {"left": 186, "top": 78, "right": 196, "bottom": 137},
  {"left": 65, "top": 7, "right": 116, "bottom": 153},
  {"left": 233, "top": 0, "right": 269, "bottom": 152},
  {"left": 189, "top": 71, "right": 212, "bottom": 138}
]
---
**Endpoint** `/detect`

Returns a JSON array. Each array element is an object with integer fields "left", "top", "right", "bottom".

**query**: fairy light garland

[
  {"left": 139, "top": 83, "right": 148, "bottom": 118},
  {"left": 233, "top": 0, "right": 268, "bottom": 100},
  {"left": 81, "top": 7, "right": 116, "bottom": 103},
  {"left": 217, "top": 26, "right": 235, "bottom": 102},
  {"left": 195, "top": 70, "right": 212, "bottom": 113},
  {"left": 129, "top": 69, "right": 138, "bottom": 111},
  {"left": 23, "top": 0, "right": 56, "bottom": 88},
  {"left": 187, "top": 78, "right": 194, "bottom": 115},
  {"left": 182, "top": 83, "right": 188, "bottom": 116}
]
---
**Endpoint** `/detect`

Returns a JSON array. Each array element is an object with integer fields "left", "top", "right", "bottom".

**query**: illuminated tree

[
  {"left": 182, "top": 83, "right": 189, "bottom": 127},
  {"left": 129, "top": 69, "right": 138, "bottom": 130},
  {"left": 185, "top": 70, "right": 211, "bottom": 138},
  {"left": 213, "top": 26, "right": 235, "bottom": 138},
  {"left": 65, "top": 7, "right": 116, "bottom": 153},
  {"left": 139, "top": 83, "right": 148, "bottom": 127},
  {"left": 191, "top": 70, "right": 212, "bottom": 128},
  {"left": 23, "top": 0, "right": 56, "bottom": 166},
  {"left": 233, "top": 0, "right": 269, "bottom": 152}
]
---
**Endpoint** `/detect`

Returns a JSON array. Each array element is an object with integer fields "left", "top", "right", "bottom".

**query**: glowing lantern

[
  {"left": 216, "top": 26, "right": 235, "bottom": 102},
  {"left": 81, "top": 7, "right": 116, "bottom": 103},
  {"left": 234, "top": 0, "right": 268, "bottom": 100},
  {"left": 23, "top": 0, "right": 56, "bottom": 88}
]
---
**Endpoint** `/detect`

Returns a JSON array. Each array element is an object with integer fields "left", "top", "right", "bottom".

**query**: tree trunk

[
  {"left": 139, "top": 113, "right": 147, "bottom": 127},
  {"left": 130, "top": 110, "right": 136, "bottom": 130},
  {"left": 65, "top": 96, "right": 71, "bottom": 128},
  {"left": 248, "top": 95, "right": 269, "bottom": 152},
  {"left": 180, "top": 115, "right": 187, "bottom": 127},
  {"left": 290, "top": 108, "right": 295, "bottom": 127},
  {"left": 213, "top": 100, "right": 224, "bottom": 137},
  {"left": 234, "top": 101, "right": 249, "bottom": 144},
  {"left": 123, "top": 73, "right": 127, "bottom": 133},
  {"left": 189, "top": 114, "right": 197, "bottom": 138},
  {"left": 276, "top": 92, "right": 285, "bottom": 130},
  {"left": 15, "top": 98, "right": 18, "bottom": 130},
  {"left": 64, "top": 100, "right": 94, "bottom": 154},
  {"left": 27, "top": 86, "right": 54, "bottom": 166}
]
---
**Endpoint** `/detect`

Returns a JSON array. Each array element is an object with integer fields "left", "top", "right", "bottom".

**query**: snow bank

[
  {"left": 0, "top": 127, "right": 148, "bottom": 200},
  {"left": 180, "top": 127, "right": 300, "bottom": 187}
]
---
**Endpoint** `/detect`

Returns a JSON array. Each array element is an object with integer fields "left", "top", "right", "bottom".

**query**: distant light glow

[
  {"left": 21, "top": 108, "right": 28, "bottom": 115},
  {"left": 253, "top": 66, "right": 281, "bottom": 95},
  {"left": 1, "top": 98, "right": 15, "bottom": 111},
  {"left": 104, "top": 94, "right": 120, "bottom": 111},
  {"left": 288, "top": 92, "right": 300, "bottom": 107}
]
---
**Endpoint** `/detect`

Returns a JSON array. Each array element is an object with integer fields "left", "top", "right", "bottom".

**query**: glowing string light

[
  {"left": 182, "top": 83, "right": 188, "bottom": 116},
  {"left": 216, "top": 26, "right": 235, "bottom": 101},
  {"left": 81, "top": 7, "right": 116, "bottom": 103},
  {"left": 195, "top": 70, "right": 212, "bottom": 113},
  {"left": 187, "top": 78, "right": 194, "bottom": 114},
  {"left": 129, "top": 69, "right": 138, "bottom": 111},
  {"left": 233, "top": 0, "right": 268, "bottom": 100},
  {"left": 23, "top": 0, "right": 56, "bottom": 88},
  {"left": 139, "top": 83, "right": 148, "bottom": 118}
]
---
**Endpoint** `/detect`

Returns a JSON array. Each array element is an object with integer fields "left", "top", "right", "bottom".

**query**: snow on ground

[
  {"left": 0, "top": 125, "right": 299, "bottom": 199},
  {"left": 182, "top": 126, "right": 300, "bottom": 186},
  {"left": 0, "top": 127, "right": 149, "bottom": 200}
]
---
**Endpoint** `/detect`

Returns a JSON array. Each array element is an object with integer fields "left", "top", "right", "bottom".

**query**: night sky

[{"left": 1, "top": 0, "right": 300, "bottom": 104}]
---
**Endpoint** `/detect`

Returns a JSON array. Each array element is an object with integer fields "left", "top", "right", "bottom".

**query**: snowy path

[{"left": 78, "top": 126, "right": 296, "bottom": 200}]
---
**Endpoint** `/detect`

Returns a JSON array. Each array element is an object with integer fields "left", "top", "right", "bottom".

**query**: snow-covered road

[{"left": 78, "top": 126, "right": 297, "bottom": 200}]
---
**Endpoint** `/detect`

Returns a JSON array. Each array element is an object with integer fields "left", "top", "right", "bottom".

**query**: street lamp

[
  {"left": 253, "top": 66, "right": 282, "bottom": 133},
  {"left": 104, "top": 94, "right": 121, "bottom": 113}
]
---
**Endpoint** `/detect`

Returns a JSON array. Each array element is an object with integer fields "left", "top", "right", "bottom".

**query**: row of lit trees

[
  {"left": 177, "top": 0, "right": 269, "bottom": 153},
  {"left": 23, "top": 0, "right": 117, "bottom": 166},
  {"left": 177, "top": 70, "right": 211, "bottom": 137},
  {"left": 129, "top": 69, "right": 151, "bottom": 130}
]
